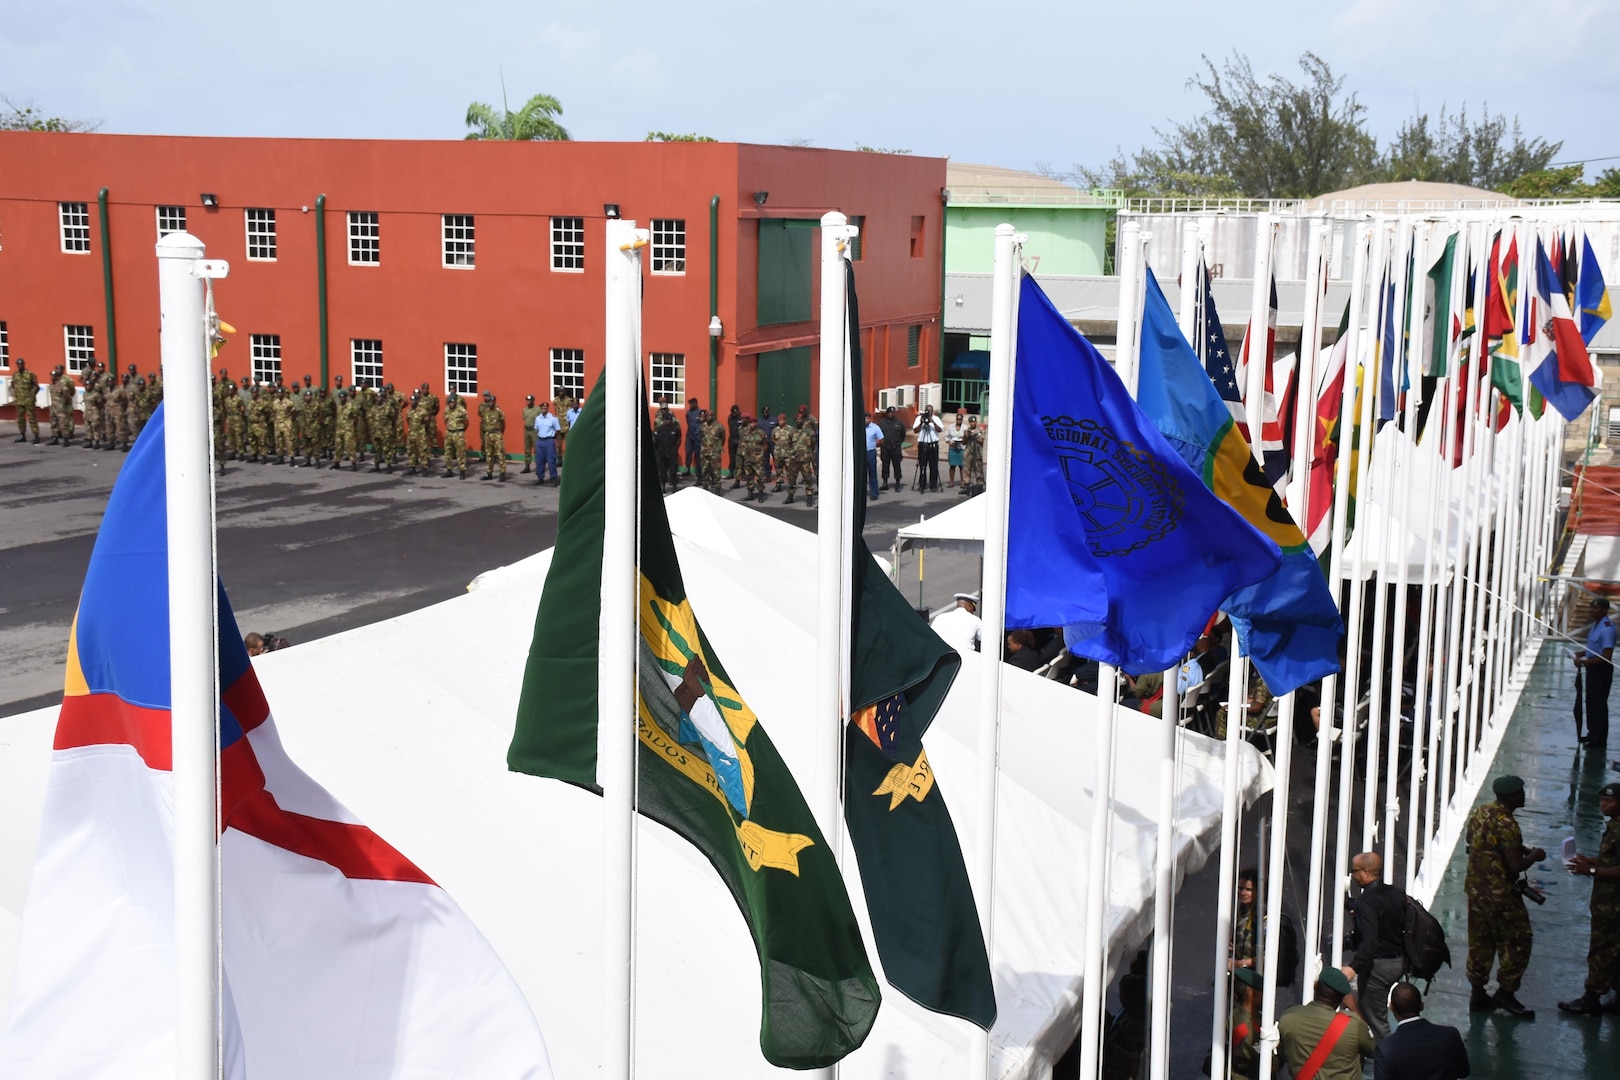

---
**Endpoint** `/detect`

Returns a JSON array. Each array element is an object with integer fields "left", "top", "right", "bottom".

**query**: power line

[{"left": 1550, "top": 153, "right": 1620, "bottom": 168}]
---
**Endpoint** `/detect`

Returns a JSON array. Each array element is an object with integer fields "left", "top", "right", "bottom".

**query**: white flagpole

[
  {"left": 159, "top": 232, "right": 224, "bottom": 1080},
  {"left": 601, "top": 219, "right": 647, "bottom": 1080},
  {"left": 1307, "top": 220, "right": 1369, "bottom": 982},
  {"left": 1380, "top": 221, "right": 1428, "bottom": 879},
  {"left": 968, "top": 221, "right": 1020, "bottom": 1080},
  {"left": 1079, "top": 220, "right": 1143, "bottom": 1080},
  {"left": 1207, "top": 655, "right": 1249, "bottom": 1080},
  {"left": 1145, "top": 223, "right": 1203, "bottom": 1080},
  {"left": 1332, "top": 216, "right": 1388, "bottom": 966}
]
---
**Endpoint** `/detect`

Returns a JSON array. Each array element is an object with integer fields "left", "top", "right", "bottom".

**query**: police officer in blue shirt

[
  {"left": 532, "top": 402, "right": 562, "bottom": 485},
  {"left": 1577, "top": 597, "right": 1616, "bottom": 748},
  {"left": 863, "top": 411, "right": 883, "bottom": 500}
]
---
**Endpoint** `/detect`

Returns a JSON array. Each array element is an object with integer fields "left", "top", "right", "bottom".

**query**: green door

[{"left": 755, "top": 347, "right": 812, "bottom": 421}]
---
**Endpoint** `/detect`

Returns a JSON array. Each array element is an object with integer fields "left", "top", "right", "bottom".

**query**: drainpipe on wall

[
  {"left": 937, "top": 187, "right": 948, "bottom": 386},
  {"left": 315, "top": 194, "right": 330, "bottom": 388},
  {"left": 97, "top": 188, "right": 119, "bottom": 370},
  {"left": 709, "top": 194, "right": 720, "bottom": 412}
]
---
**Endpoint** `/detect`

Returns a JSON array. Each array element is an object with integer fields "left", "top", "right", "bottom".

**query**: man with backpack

[{"left": 1346, "top": 851, "right": 1409, "bottom": 1039}]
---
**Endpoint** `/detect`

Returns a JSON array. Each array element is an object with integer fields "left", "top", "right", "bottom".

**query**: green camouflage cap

[{"left": 1492, "top": 775, "right": 1526, "bottom": 797}]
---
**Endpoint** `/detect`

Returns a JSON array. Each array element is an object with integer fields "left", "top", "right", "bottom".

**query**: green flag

[
  {"left": 840, "top": 260, "right": 997, "bottom": 1029},
  {"left": 509, "top": 380, "right": 881, "bottom": 1069},
  {"left": 1425, "top": 232, "right": 1458, "bottom": 378}
]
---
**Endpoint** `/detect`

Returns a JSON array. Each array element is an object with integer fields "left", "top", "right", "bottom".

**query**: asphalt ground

[{"left": 0, "top": 432, "right": 980, "bottom": 716}]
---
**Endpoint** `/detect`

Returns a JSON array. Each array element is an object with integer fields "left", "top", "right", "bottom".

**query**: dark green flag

[
  {"left": 509, "top": 379, "right": 881, "bottom": 1069},
  {"left": 841, "top": 260, "right": 998, "bottom": 1030}
]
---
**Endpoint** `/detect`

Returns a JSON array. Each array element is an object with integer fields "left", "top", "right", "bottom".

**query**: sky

[{"left": 4, "top": 0, "right": 1619, "bottom": 181}]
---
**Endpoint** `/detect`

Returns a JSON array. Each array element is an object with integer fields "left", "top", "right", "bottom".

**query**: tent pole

[
  {"left": 967, "top": 222, "right": 1020, "bottom": 1080},
  {"left": 158, "top": 230, "right": 223, "bottom": 1080},
  {"left": 601, "top": 219, "right": 647, "bottom": 1080}
]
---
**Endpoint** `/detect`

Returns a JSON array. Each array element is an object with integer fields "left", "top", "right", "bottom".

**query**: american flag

[{"left": 1198, "top": 261, "right": 1245, "bottom": 426}]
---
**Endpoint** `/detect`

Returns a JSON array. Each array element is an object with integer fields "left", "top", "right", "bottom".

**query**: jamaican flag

[
  {"left": 840, "top": 259, "right": 997, "bottom": 1029},
  {"left": 509, "top": 380, "right": 880, "bottom": 1069}
]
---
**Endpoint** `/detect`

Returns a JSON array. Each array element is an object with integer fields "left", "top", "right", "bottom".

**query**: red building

[{"left": 0, "top": 133, "right": 946, "bottom": 452}]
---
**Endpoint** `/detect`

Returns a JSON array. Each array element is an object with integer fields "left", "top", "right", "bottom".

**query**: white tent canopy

[
  {"left": 0, "top": 489, "right": 1271, "bottom": 1079},
  {"left": 895, "top": 494, "right": 988, "bottom": 554}
]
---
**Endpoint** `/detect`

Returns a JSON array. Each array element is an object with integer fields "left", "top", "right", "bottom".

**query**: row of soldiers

[
  {"left": 210, "top": 370, "right": 574, "bottom": 481},
  {"left": 7, "top": 358, "right": 163, "bottom": 449},
  {"left": 655, "top": 403, "right": 819, "bottom": 505}
]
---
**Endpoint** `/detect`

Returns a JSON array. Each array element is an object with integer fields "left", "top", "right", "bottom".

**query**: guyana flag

[
  {"left": 1485, "top": 232, "right": 1526, "bottom": 414},
  {"left": 841, "top": 260, "right": 997, "bottom": 1029},
  {"left": 508, "top": 381, "right": 880, "bottom": 1069}
]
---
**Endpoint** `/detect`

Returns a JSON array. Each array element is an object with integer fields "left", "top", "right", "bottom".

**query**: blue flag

[
  {"left": 1578, "top": 235, "right": 1612, "bottom": 345},
  {"left": 1136, "top": 271, "right": 1343, "bottom": 695},
  {"left": 1007, "top": 274, "right": 1281, "bottom": 675}
]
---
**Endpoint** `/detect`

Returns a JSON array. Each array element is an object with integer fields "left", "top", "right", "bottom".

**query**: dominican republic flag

[
  {"left": 1527, "top": 237, "right": 1599, "bottom": 422},
  {"left": 0, "top": 406, "right": 551, "bottom": 1078}
]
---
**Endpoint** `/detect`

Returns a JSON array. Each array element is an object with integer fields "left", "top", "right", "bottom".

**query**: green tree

[
  {"left": 645, "top": 131, "right": 716, "bottom": 142},
  {"left": 464, "top": 91, "right": 569, "bottom": 141},
  {"left": 1381, "top": 103, "right": 1560, "bottom": 189},
  {"left": 1079, "top": 52, "right": 1377, "bottom": 199},
  {"left": 1, "top": 93, "right": 98, "bottom": 132}
]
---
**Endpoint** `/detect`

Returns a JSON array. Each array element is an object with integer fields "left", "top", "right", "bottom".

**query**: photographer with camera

[{"left": 1463, "top": 774, "right": 1546, "bottom": 1018}]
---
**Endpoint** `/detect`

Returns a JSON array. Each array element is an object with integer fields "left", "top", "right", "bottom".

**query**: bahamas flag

[
  {"left": 1136, "top": 271, "right": 1343, "bottom": 696},
  {"left": 841, "top": 260, "right": 995, "bottom": 1030},
  {"left": 1, "top": 406, "right": 551, "bottom": 1078},
  {"left": 1007, "top": 274, "right": 1281, "bottom": 675},
  {"left": 1578, "top": 234, "right": 1612, "bottom": 345},
  {"left": 509, "top": 379, "right": 880, "bottom": 1069}
]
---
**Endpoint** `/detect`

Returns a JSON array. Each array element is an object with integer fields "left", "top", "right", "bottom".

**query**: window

[
  {"left": 156, "top": 205, "right": 187, "bottom": 238},
  {"left": 245, "top": 208, "right": 277, "bottom": 260},
  {"left": 351, "top": 339, "right": 383, "bottom": 387},
  {"left": 651, "top": 218, "right": 686, "bottom": 274},
  {"left": 909, "top": 215, "right": 926, "bottom": 259},
  {"left": 907, "top": 325, "right": 921, "bottom": 368},
  {"left": 348, "top": 211, "right": 380, "bottom": 264},
  {"left": 648, "top": 352, "right": 685, "bottom": 406},
  {"left": 550, "top": 348, "right": 585, "bottom": 400},
  {"left": 445, "top": 343, "right": 478, "bottom": 395},
  {"left": 60, "top": 202, "right": 91, "bottom": 253},
  {"left": 442, "top": 214, "right": 475, "bottom": 268},
  {"left": 551, "top": 216, "right": 584, "bottom": 271},
  {"left": 0, "top": 321, "right": 9, "bottom": 369},
  {"left": 63, "top": 324, "right": 96, "bottom": 371},
  {"left": 848, "top": 215, "right": 864, "bottom": 261},
  {"left": 250, "top": 333, "right": 282, "bottom": 383}
]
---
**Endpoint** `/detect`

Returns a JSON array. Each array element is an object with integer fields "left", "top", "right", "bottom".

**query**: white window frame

[
  {"left": 351, "top": 339, "right": 383, "bottom": 387},
  {"left": 648, "top": 352, "right": 685, "bottom": 407},
  {"left": 59, "top": 202, "right": 91, "bottom": 254},
  {"left": 245, "top": 208, "right": 278, "bottom": 261},
  {"left": 445, "top": 342, "right": 478, "bottom": 395},
  {"left": 348, "top": 211, "right": 380, "bottom": 265},
  {"left": 549, "top": 348, "right": 585, "bottom": 400},
  {"left": 0, "top": 321, "right": 9, "bottom": 369},
  {"left": 63, "top": 324, "right": 96, "bottom": 372},
  {"left": 442, "top": 214, "right": 475, "bottom": 269},
  {"left": 156, "top": 205, "right": 187, "bottom": 239},
  {"left": 550, "top": 216, "right": 585, "bottom": 272},
  {"left": 651, "top": 218, "right": 686, "bottom": 274},
  {"left": 250, "top": 333, "right": 282, "bottom": 383}
]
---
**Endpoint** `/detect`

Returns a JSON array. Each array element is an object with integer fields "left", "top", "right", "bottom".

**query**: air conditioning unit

[
  {"left": 876, "top": 387, "right": 897, "bottom": 409},
  {"left": 917, "top": 382, "right": 943, "bottom": 410},
  {"left": 0, "top": 376, "right": 11, "bottom": 407},
  {"left": 896, "top": 384, "right": 917, "bottom": 407}
]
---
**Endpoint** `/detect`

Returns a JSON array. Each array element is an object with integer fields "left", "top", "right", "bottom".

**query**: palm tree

[{"left": 464, "top": 91, "right": 570, "bottom": 141}]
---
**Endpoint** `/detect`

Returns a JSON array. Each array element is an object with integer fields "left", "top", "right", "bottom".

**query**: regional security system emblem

[{"left": 1042, "top": 414, "right": 1184, "bottom": 556}]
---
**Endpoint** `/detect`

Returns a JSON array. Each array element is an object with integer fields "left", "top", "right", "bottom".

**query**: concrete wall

[{"left": 945, "top": 204, "right": 1108, "bottom": 277}]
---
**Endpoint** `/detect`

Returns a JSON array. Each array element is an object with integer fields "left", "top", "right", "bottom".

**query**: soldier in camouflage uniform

[
  {"left": 403, "top": 390, "right": 429, "bottom": 475},
  {"left": 270, "top": 387, "right": 295, "bottom": 464},
  {"left": 83, "top": 363, "right": 105, "bottom": 449},
  {"left": 212, "top": 369, "right": 233, "bottom": 453},
  {"left": 781, "top": 417, "right": 818, "bottom": 505},
  {"left": 48, "top": 367, "right": 75, "bottom": 445},
  {"left": 1559, "top": 781, "right": 1620, "bottom": 1015},
  {"left": 247, "top": 385, "right": 272, "bottom": 462},
  {"left": 107, "top": 375, "right": 130, "bottom": 452},
  {"left": 331, "top": 390, "right": 358, "bottom": 470},
  {"left": 221, "top": 380, "right": 245, "bottom": 460},
  {"left": 1464, "top": 775, "right": 1546, "bottom": 1017},
  {"left": 370, "top": 384, "right": 399, "bottom": 472},
  {"left": 479, "top": 392, "right": 507, "bottom": 481},
  {"left": 442, "top": 394, "right": 469, "bottom": 479},
  {"left": 353, "top": 383, "right": 376, "bottom": 466},
  {"left": 737, "top": 415, "right": 767, "bottom": 502},
  {"left": 10, "top": 358, "right": 40, "bottom": 443},
  {"left": 700, "top": 411, "right": 725, "bottom": 494},
  {"left": 960, "top": 415, "right": 985, "bottom": 496},
  {"left": 769, "top": 413, "right": 792, "bottom": 491},
  {"left": 521, "top": 395, "right": 542, "bottom": 474},
  {"left": 552, "top": 394, "right": 572, "bottom": 464}
]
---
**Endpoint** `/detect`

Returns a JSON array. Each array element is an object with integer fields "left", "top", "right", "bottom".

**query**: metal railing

[{"left": 942, "top": 376, "right": 989, "bottom": 415}]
